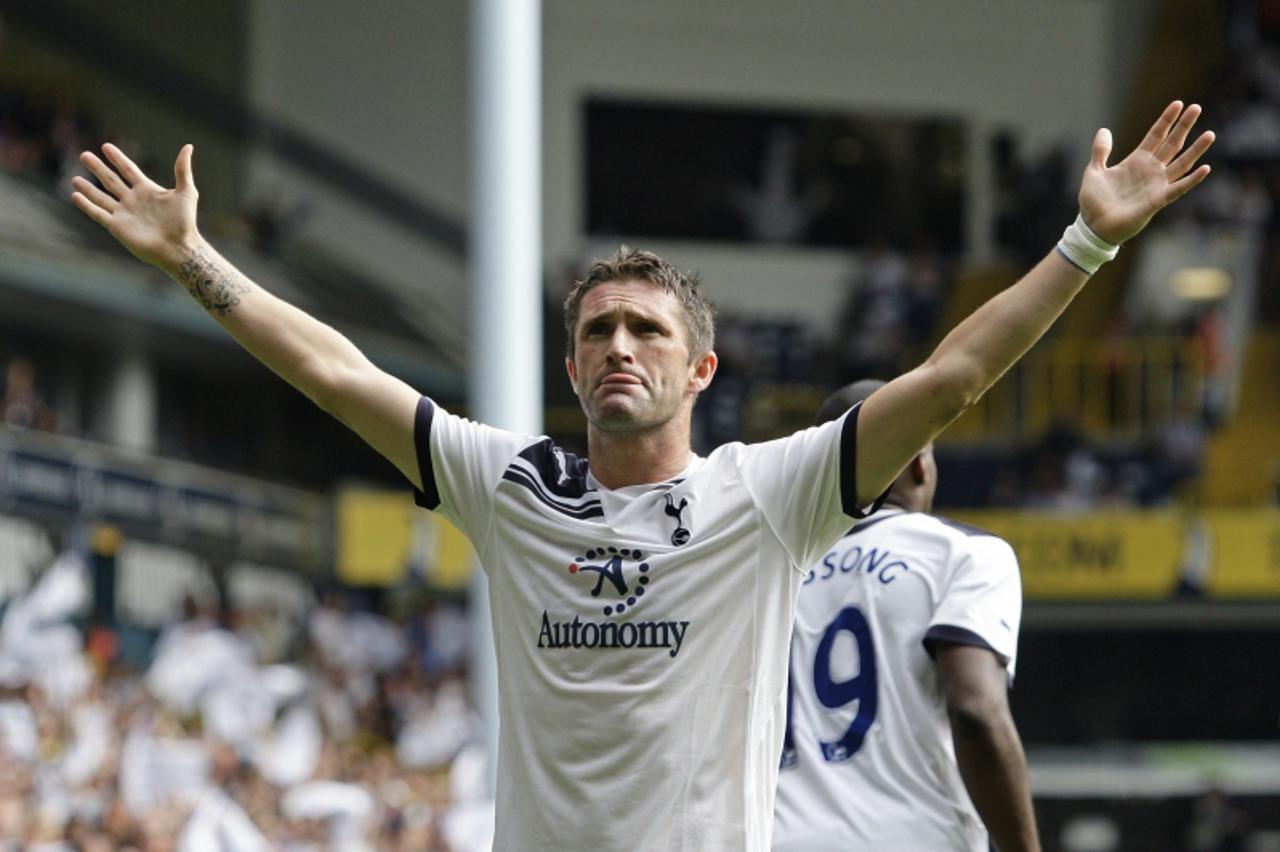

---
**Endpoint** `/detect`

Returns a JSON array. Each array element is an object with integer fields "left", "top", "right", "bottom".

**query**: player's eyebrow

[{"left": 579, "top": 303, "right": 672, "bottom": 334}]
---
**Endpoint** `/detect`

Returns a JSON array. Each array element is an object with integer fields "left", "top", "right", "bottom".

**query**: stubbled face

[{"left": 566, "top": 279, "right": 715, "bottom": 432}]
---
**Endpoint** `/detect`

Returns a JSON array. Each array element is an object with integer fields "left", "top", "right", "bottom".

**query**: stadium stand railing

[
  {"left": 0, "top": 422, "right": 330, "bottom": 625},
  {"left": 940, "top": 335, "right": 1209, "bottom": 446}
]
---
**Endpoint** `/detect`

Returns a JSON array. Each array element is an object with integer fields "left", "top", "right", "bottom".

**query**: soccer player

[
  {"left": 773, "top": 379, "right": 1038, "bottom": 852},
  {"left": 69, "top": 102, "right": 1211, "bottom": 850}
]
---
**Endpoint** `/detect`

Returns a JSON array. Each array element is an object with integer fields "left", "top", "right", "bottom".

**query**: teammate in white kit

[
  {"left": 72, "top": 102, "right": 1212, "bottom": 849},
  {"left": 773, "top": 380, "right": 1039, "bottom": 852}
]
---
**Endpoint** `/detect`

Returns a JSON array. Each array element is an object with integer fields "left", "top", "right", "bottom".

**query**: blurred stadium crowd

[{"left": 0, "top": 551, "right": 490, "bottom": 851}]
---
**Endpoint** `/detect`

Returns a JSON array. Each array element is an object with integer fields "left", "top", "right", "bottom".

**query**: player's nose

[{"left": 605, "top": 326, "right": 636, "bottom": 363}]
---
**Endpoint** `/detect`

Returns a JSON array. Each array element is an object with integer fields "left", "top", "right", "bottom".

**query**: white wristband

[{"left": 1056, "top": 213, "right": 1119, "bottom": 275}]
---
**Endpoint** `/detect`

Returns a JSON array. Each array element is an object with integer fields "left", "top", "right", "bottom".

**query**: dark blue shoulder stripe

[
  {"left": 413, "top": 397, "right": 441, "bottom": 510},
  {"left": 840, "top": 401, "right": 887, "bottom": 519},
  {"left": 502, "top": 465, "right": 601, "bottom": 512},
  {"left": 933, "top": 515, "right": 999, "bottom": 538},
  {"left": 517, "top": 439, "right": 593, "bottom": 499},
  {"left": 923, "top": 625, "right": 1004, "bottom": 663},
  {"left": 847, "top": 511, "right": 905, "bottom": 537},
  {"left": 502, "top": 469, "right": 604, "bottom": 519}
]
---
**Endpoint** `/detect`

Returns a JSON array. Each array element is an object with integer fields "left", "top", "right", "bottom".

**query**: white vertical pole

[
  {"left": 967, "top": 118, "right": 995, "bottom": 263},
  {"left": 469, "top": 0, "right": 542, "bottom": 797},
  {"left": 105, "top": 348, "right": 157, "bottom": 453}
]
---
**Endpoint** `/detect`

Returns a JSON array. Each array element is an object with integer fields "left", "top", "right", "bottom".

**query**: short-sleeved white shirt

[
  {"left": 412, "top": 397, "right": 877, "bottom": 851},
  {"left": 772, "top": 508, "right": 1022, "bottom": 852}
]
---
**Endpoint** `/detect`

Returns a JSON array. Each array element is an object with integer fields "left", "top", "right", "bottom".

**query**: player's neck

[
  {"left": 586, "top": 417, "right": 693, "bottom": 490},
  {"left": 884, "top": 493, "right": 928, "bottom": 514}
]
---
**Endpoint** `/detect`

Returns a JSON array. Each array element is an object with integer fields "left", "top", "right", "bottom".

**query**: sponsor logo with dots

[{"left": 568, "top": 546, "right": 651, "bottom": 617}]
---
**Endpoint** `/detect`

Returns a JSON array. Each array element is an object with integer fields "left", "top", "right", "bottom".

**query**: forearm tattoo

[{"left": 176, "top": 248, "right": 249, "bottom": 317}]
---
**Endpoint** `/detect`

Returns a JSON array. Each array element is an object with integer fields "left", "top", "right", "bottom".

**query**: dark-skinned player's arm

[
  {"left": 854, "top": 101, "right": 1214, "bottom": 506},
  {"left": 935, "top": 643, "right": 1041, "bottom": 852},
  {"left": 70, "top": 143, "right": 423, "bottom": 489}
]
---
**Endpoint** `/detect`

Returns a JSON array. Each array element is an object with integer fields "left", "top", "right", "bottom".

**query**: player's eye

[
  {"left": 635, "top": 321, "right": 661, "bottom": 335},
  {"left": 585, "top": 321, "right": 610, "bottom": 337}
]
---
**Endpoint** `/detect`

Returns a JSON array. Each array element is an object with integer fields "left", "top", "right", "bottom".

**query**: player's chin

[
  {"left": 591, "top": 408, "right": 639, "bottom": 431},
  {"left": 590, "top": 400, "right": 652, "bottom": 432}
]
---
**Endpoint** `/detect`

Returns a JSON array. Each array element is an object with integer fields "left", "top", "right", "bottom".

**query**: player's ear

[
  {"left": 909, "top": 453, "right": 928, "bottom": 485},
  {"left": 688, "top": 350, "right": 717, "bottom": 393},
  {"left": 565, "top": 356, "right": 579, "bottom": 390},
  {"left": 918, "top": 444, "right": 938, "bottom": 485}
]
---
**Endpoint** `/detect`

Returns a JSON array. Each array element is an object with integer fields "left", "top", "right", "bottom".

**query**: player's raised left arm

[
  {"left": 70, "top": 143, "right": 424, "bottom": 489},
  {"left": 853, "top": 101, "right": 1213, "bottom": 505}
]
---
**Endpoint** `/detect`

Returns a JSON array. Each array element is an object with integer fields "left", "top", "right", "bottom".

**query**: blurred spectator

[
  {"left": 835, "top": 237, "right": 948, "bottom": 384},
  {"left": 836, "top": 238, "right": 911, "bottom": 381},
  {"left": 904, "top": 236, "right": 945, "bottom": 345},
  {"left": 1192, "top": 302, "right": 1233, "bottom": 428},
  {"left": 1014, "top": 419, "right": 1108, "bottom": 511},
  {"left": 407, "top": 600, "right": 470, "bottom": 678},
  {"left": 237, "top": 601, "right": 298, "bottom": 665},
  {"left": 1143, "top": 405, "right": 1209, "bottom": 505},
  {"left": 693, "top": 313, "right": 752, "bottom": 450},
  {"left": 0, "top": 89, "right": 97, "bottom": 192},
  {"left": 238, "top": 190, "right": 311, "bottom": 253},
  {"left": 1185, "top": 786, "right": 1251, "bottom": 852},
  {"left": 1, "top": 356, "right": 57, "bottom": 431}
]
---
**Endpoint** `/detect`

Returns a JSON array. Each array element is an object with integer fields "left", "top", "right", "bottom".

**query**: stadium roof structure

[{"left": 0, "top": 171, "right": 465, "bottom": 401}]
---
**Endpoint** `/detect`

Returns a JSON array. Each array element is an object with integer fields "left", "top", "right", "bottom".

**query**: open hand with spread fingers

[
  {"left": 70, "top": 143, "right": 200, "bottom": 272},
  {"left": 1078, "top": 101, "right": 1215, "bottom": 246}
]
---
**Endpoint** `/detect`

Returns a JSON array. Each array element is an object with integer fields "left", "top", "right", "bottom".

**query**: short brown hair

[{"left": 563, "top": 246, "right": 716, "bottom": 360}]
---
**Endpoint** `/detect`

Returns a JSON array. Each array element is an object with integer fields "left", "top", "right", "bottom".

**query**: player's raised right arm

[
  {"left": 71, "top": 143, "right": 424, "bottom": 489},
  {"left": 852, "top": 102, "right": 1213, "bottom": 510}
]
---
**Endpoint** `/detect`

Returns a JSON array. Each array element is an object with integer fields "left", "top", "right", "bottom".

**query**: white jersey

[
  {"left": 412, "top": 396, "right": 878, "bottom": 851},
  {"left": 772, "top": 508, "right": 1022, "bottom": 852}
]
